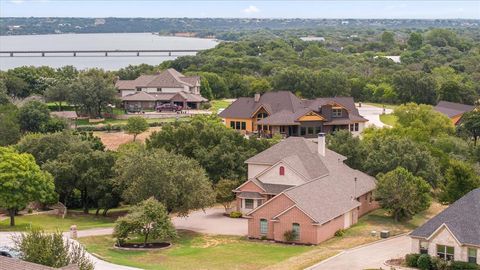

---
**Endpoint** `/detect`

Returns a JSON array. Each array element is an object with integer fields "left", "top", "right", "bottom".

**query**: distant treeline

[{"left": 1, "top": 17, "right": 479, "bottom": 39}]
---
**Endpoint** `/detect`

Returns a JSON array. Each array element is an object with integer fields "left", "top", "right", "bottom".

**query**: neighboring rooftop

[
  {"left": 0, "top": 256, "right": 78, "bottom": 270},
  {"left": 410, "top": 188, "right": 480, "bottom": 246},
  {"left": 115, "top": 68, "right": 200, "bottom": 90},
  {"left": 434, "top": 100, "right": 475, "bottom": 118}
]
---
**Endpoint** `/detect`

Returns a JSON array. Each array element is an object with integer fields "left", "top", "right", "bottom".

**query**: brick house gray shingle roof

[
  {"left": 410, "top": 188, "right": 480, "bottom": 246},
  {"left": 0, "top": 257, "right": 78, "bottom": 270},
  {"left": 115, "top": 68, "right": 199, "bottom": 90}
]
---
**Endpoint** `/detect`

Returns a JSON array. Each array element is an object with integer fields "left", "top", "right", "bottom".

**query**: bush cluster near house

[{"left": 405, "top": 253, "right": 480, "bottom": 270}]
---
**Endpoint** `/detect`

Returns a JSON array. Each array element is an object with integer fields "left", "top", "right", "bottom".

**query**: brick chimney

[
  {"left": 254, "top": 93, "right": 261, "bottom": 102},
  {"left": 317, "top": 133, "right": 326, "bottom": 156}
]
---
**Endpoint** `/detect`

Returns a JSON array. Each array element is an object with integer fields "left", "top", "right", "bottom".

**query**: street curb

[{"left": 304, "top": 251, "right": 345, "bottom": 270}]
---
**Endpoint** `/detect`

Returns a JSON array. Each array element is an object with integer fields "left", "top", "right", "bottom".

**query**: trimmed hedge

[
  {"left": 406, "top": 253, "right": 421, "bottom": 267},
  {"left": 229, "top": 211, "right": 242, "bottom": 218},
  {"left": 417, "top": 254, "right": 431, "bottom": 270},
  {"left": 405, "top": 253, "right": 480, "bottom": 270},
  {"left": 450, "top": 261, "right": 480, "bottom": 270}
]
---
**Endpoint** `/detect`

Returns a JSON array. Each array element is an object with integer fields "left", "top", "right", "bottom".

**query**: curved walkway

[{"left": 357, "top": 104, "right": 393, "bottom": 128}]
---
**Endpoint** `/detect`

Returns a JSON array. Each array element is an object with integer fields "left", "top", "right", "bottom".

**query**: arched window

[{"left": 279, "top": 166, "right": 285, "bottom": 176}]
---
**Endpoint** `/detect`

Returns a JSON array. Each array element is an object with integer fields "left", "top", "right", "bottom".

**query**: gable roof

[
  {"left": 410, "top": 188, "right": 480, "bottom": 246},
  {"left": 434, "top": 101, "right": 475, "bottom": 118},
  {"left": 246, "top": 137, "right": 331, "bottom": 180},
  {"left": 245, "top": 137, "right": 377, "bottom": 222},
  {"left": 115, "top": 69, "right": 200, "bottom": 90},
  {"left": 121, "top": 91, "right": 207, "bottom": 102},
  {"left": 219, "top": 91, "right": 367, "bottom": 123}
]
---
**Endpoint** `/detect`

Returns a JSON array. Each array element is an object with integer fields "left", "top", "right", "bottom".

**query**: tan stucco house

[
  {"left": 115, "top": 68, "right": 207, "bottom": 111},
  {"left": 409, "top": 188, "right": 480, "bottom": 265},
  {"left": 234, "top": 134, "right": 378, "bottom": 245}
]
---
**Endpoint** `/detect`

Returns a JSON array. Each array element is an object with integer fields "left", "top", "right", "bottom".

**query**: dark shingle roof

[
  {"left": 0, "top": 257, "right": 78, "bottom": 270},
  {"left": 219, "top": 91, "right": 367, "bottom": 123},
  {"left": 115, "top": 69, "right": 199, "bottom": 90},
  {"left": 410, "top": 188, "right": 480, "bottom": 246},
  {"left": 434, "top": 101, "right": 475, "bottom": 118}
]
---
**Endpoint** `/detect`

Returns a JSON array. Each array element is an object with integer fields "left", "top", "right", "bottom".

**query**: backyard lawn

[
  {"left": 210, "top": 99, "right": 234, "bottom": 113},
  {"left": 0, "top": 213, "right": 116, "bottom": 232},
  {"left": 79, "top": 230, "right": 312, "bottom": 270},
  {"left": 379, "top": 114, "right": 398, "bottom": 126}
]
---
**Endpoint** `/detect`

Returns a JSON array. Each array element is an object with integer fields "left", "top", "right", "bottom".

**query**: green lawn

[
  {"left": 0, "top": 213, "right": 116, "bottom": 232},
  {"left": 210, "top": 99, "right": 233, "bottom": 114},
  {"left": 79, "top": 230, "right": 312, "bottom": 270},
  {"left": 379, "top": 114, "right": 398, "bottom": 126}
]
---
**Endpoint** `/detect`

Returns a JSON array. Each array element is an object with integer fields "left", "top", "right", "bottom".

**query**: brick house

[
  {"left": 409, "top": 188, "right": 479, "bottom": 264},
  {"left": 116, "top": 68, "right": 207, "bottom": 111},
  {"left": 234, "top": 134, "right": 378, "bottom": 245},
  {"left": 218, "top": 91, "right": 368, "bottom": 137}
]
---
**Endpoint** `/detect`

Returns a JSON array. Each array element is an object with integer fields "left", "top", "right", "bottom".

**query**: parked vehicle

[
  {"left": 156, "top": 103, "right": 182, "bottom": 112},
  {"left": 0, "top": 246, "right": 20, "bottom": 258}
]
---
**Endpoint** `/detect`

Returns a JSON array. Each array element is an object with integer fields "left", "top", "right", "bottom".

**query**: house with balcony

[
  {"left": 233, "top": 134, "right": 378, "bottom": 244},
  {"left": 115, "top": 68, "right": 207, "bottom": 111},
  {"left": 218, "top": 91, "right": 367, "bottom": 138},
  {"left": 409, "top": 188, "right": 479, "bottom": 265}
]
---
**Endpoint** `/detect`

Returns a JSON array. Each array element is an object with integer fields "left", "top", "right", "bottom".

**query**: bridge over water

[{"left": 0, "top": 49, "right": 202, "bottom": 57}]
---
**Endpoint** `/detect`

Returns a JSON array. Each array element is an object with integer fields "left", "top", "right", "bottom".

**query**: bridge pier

[
  {"left": 105, "top": 52, "right": 108, "bottom": 56},
  {"left": 10, "top": 53, "right": 13, "bottom": 57},
  {"left": 168, "top": 52, "right": 171, "bottom": 56},
  {"left": 73, "top": 52, "right": 76, "bottom": 57},
  {"left": 137, "top": 52, "right": 140, "bottom": 56},
  {"left": 42, "top": 52, "right": 45, "bottom": 57}
]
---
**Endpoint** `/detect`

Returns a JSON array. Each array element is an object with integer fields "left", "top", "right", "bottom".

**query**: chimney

[
  {"left": 317, "top": 133, "right": 326, "bottom": 156},
  {"left": 353, "top": 177, "right": 357, "bottom": 200},
  {"left": 254, "top": 93, "right": 261, "bottom": 102}
]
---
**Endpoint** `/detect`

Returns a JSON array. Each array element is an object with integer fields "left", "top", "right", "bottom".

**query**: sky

[{"left": 0, "top": 0, "right": 479, "bottom": 19}]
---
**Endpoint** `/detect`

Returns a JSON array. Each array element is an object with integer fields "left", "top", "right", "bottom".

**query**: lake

[{"left": 0, "top": 33, "right": 218, "bottom": 70}]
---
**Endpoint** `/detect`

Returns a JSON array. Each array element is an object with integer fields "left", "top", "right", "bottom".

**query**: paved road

[
  {"left": 307, "top": 235, "right": 410, "bottom": 270},
  {"left": 173, "top": 207, "right": 247, "bottom": 236},
  {"left": 357, "top": 104, "right": 393, "bottom": 128}
]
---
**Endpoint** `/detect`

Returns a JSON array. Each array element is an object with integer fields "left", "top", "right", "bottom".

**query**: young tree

[
  {"left": 13, "top": 229, "right": 94, "bottom": 270},
  {"left": 375, "top": 167, "right": 431, "bottom": 221},
  {"left": 459, "top": 111, "right": 480, "bottom": 146},
  {"left": 440, "top": 160, "right": 480, "bottom": 203},
  {"left": 44, "top": 82, "right": 70, "bottom": 111},
  {"left": 115, "top": 147, "right": 214, "bottom": 216},
  {"left": 381, "top": 31, "right": 395, "bottom": 48},
  {"left": 215, "top": 179, "right": 239, "bottom": 212},
  {"left": 0, "top": 147, "right": 57, "bottom": 226},
  {"left": 114, "top": 197, "right": 177, "bottom": 245},
  {"left": 124, "top": 116, "right": 149, "bottom": 141},
  {"left": 18, "top": 100, "right": 51, "bottom": 133}
]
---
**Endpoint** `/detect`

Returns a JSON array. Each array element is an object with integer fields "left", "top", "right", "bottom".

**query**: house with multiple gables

[
  {"left": 115, "top": 68, "right": 207, "bottom": 110},
  {"left": 218, "top": 91, "right": 368, "bottom": 138},
  {"left": 234, "top": 134, "right": 378, "bottom": 245},
  {"left": 409, "top": 188, "right": 479, "bottom": 265},
  {"left": 434, "top": 100, "right": 476, "bottom": 126}
]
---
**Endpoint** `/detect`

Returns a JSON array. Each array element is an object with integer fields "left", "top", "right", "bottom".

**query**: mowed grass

[
  {"left": 79, "top": 230, "right": 312, "bottom": 270},
  {"left": 266, "top": 202, "right": 446, "bottom": 270},
  {"left": 379, "top": 114, "right": 398, "bottom": 126},
  {"left": 75, "top": 117, "right": 187, "bottom": 126},
  {"left": 0, "top": 213, "right": 116, "bottom": 232},
  {"left": 210, "top": 99, "right": 233, "bottom": 113}
]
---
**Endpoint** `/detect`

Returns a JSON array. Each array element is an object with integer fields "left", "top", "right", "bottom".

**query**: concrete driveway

[
  {"left": 173, "top": 207, "right": 247, "bottom": 236},
  {"left": 357, "top": 104, "right": 393, "bottom": 128},
  {"left": 307, "top": 235, "right": 410, "bottom": 270}
]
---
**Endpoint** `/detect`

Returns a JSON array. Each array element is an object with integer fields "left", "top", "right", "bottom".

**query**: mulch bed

[{"left": 114, "top": 242, "right": 172, "bottom": 250}]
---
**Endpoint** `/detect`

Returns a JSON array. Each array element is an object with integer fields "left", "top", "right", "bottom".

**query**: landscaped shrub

[
  {"left": 229, "top": 211, "right": 242, "bottom": 218},
  {"left": 417, "top": 254, "right": 431, "bottom": 270},
  {"left": 283, "top": 230, "right": 297, "bottom": 242},
  {"left": 334, "top": 229, "right": 346, "bottom": 237},
  {"left": 450, "top": 261, "right": 480, "bottom": 270},
  {"left": 430, "top": 257, "right": 449, "bottom": 270},
  {"left": 200, "top": 102, "right": 212, "bottom": 110},
  {"left": 406, "top": 253, "right": 421, "bottom": 267},
  {"left": 260, "top": 235, "right": 267, "bottom": 240}
]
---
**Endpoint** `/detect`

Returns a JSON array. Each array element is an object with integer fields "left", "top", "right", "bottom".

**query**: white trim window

[
  {"left": 292, "top": 223, "right": 300, "bottom": 241},
  {"left": 260, "top": 219, "right": 268, "bottom": 235},
  {"left": 419, "top": 241, "right": 428, "bottom": 254},
  {"left": 244, "top": 199, "right": 254, "bottom": 209},
  {"left": 436, "top": 245, "right": 454, "bottom": 261},
  {"left": 468, "top": 248, "right": 477, "bottom": 264},
  {"left": 332, "top": 108, "right": 342, "bottom": 118}
]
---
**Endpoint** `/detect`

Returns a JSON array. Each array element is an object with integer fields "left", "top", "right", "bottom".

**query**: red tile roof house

[
  {"left": 115, "top": 68, "right": 208, "bottom": 111},
  {"left": 409, "top": 188, "right": 480, "bottom": 264},
  {"left": 218, "top": 91, "right": 368, "bottom": 138},
  {"left": 234, "top": 134, "right": 378, "bottom": 245}
]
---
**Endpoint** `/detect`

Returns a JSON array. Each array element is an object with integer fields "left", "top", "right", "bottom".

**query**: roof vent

[{"left": 254, "top": 93, "right": 261, "bottom": 102}]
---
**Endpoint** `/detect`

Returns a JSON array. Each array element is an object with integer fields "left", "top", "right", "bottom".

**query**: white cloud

[
  {"left": 243, "top": 5, "right": 260, "bottom": 14},
  {"left": 10, "top": 0, "right": 25, "bottom": 4}
]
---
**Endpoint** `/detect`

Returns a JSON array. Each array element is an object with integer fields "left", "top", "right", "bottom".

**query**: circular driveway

[{"left": 357, "top": 104, "right": 393, "bottom": 128}]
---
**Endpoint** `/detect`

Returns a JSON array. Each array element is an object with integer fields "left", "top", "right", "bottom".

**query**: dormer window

[
  {"left": 279, "top": 166, "right": 285, "bottom": 176},
  {"left": 332, "top": 108, "right": 342, "bottom": 118},
  {"left": 257, "top": 112, "right": 268, "bottom": 121}
]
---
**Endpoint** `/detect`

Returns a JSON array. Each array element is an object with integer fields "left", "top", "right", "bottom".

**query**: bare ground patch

[{"left": 93, "top": 126, "right": 162, "bottom": 150}]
